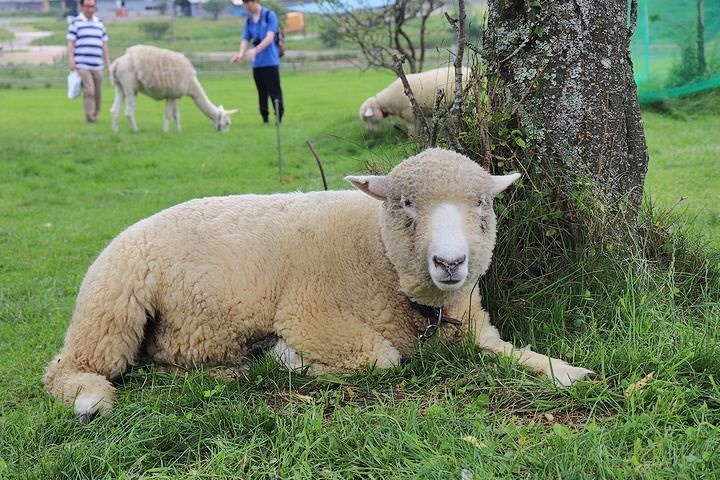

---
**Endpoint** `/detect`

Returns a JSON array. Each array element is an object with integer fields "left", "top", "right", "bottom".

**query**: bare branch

[
  {"left": 305, "top": 140, "right": 328, "bottom": 191},
  {"left": 392, "top": 54, "right": 430, "bottom": 146},
  {"left": 319, "top": 0, "right": 445, "bottom": 74},
  {"left": 429, "top": 89, "right": 446, "bottom": 146},
  {"left": 445, "top": 115, "right": 464, "bottom": 152},
  {"left": 444, "top": 0, "right": 466, "bottom": 130}
]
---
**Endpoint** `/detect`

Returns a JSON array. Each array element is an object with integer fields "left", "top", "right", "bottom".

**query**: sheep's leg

[
  {"left": 273, "top": 310, "right": 402, "bottom": 373},
  {"left": 125, "top": 92, "right": 138, "bottom": 132},
  {"left": 271, "top": 338, "right": 308, "bottom": 371},
  {"left": 449, "top": 288, "right": 593, "bottom": 386},
  {"left": 110, "top": 87, "right": 123, "bottom": 132},
  {"left": 44, "top": 275, "right": 149, "bottom": 420}
]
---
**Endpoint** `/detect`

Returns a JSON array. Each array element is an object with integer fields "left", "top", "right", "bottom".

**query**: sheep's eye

[
  {"left": 477, "top": 195, "right": 491, "bottom": 208},
  {"left": 400, "top": 195, "right": 418, "bottom": 221}
]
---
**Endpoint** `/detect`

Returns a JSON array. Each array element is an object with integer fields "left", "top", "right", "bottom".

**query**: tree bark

[
  {"left": 697, "top": 0, "right": 706, "bottom": 75},
  {"left": 483, "top": 0, "right": 648, "bottom": 223}
]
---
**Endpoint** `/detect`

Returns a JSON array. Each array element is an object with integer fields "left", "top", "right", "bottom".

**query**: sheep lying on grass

[
  {"left": 110, "top": 45, "right": 237, "bottom": 133},
  {"left": 45, "top": 148, "right": 593, "bottom": 421},
  {"left": 359, "top": 66, "right": 469, "bottom": 132}
]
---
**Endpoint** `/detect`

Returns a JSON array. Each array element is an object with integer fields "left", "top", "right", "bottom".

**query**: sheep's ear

[
  {"left": 345, "top": 175, "right": 389, "bottom": 201},
  {"left": 363, "top": 108, "right": 375, "bottom": 118},
  {"left": 226, "top": 108, "right": 239, "bottom": 115},
  {"left": 489, "top": 173, "right": 521, "bottom": 196}
]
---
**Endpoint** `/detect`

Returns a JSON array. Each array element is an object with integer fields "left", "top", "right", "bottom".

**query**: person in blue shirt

[{"left": 230, "top": 0, "right": 284, "bottom": 124}]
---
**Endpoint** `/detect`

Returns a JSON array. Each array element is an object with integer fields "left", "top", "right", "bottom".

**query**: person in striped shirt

[{"left": 67, "top": 0, "right": 111, "bottom": 123}]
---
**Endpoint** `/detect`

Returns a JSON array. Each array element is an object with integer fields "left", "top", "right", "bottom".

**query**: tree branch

[
  {"left": 319, "top": 0, "right": 444, "bottom": 74},
  {"left": 392, "top": 54, "right": 430, "bottom": 146},
  {"left": 627, "top": 0, "right": 638, "bottom": 41}
]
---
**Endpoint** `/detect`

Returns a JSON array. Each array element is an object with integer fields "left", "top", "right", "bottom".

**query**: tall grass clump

[
  {"left": 483, "top": 175, "right": 719, "bottom": 335},
  {"left": 452, "top": 55, "right": 720, "bottom": 392},
  {"left": 476, "top": 158, "right": 720, "bottom": 413}
]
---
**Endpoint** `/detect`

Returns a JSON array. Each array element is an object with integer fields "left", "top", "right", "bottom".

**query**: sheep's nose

[{"left": 433, "top": 255, "right": 467, "bottom": 275}]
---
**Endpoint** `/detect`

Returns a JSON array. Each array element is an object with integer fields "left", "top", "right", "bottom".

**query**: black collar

[{"left": 407, "top": 298, "right": 462, "bottom": 342}]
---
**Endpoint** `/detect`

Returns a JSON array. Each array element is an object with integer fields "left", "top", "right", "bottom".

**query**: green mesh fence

[{"left": 631, "top": 0, "right": 720, "bottom": 103}]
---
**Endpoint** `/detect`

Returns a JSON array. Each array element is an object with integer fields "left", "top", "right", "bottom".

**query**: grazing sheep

[
  {"left": 359, "top": 66, "right": 469, "bottom": 132},
  {"left": 109, "top": 44, "right": 238, "bottom": 133},
  {"left": 45, "top": 148, "right": 593, "bottom": 421}
]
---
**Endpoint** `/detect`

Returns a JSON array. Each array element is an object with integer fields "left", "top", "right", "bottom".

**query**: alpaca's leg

[
  {"left": 163, "top": 100, "right": 172, "bottom": 132},
  {"left": 125, "top": 92, "right": 138, "bottom": 131},
  {"left": 110, "top": 87, "right": 123, "bottom": 132},
  {"left": 170, "top": 100, "right": 181, "bottom": 132},
  {"left": 44, "top": 262, "right": 150, "bottom": 421}
]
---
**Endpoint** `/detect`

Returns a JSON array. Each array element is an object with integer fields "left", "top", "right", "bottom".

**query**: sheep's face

[
  {"left": 358, "top": 97, "right": 385, "bottom": 132},
  {"left": 347, "top": 148, "right": 520, "bottom": 303},
  {"left": 215, "top": 106, "right": 239, "bottom": 133}
]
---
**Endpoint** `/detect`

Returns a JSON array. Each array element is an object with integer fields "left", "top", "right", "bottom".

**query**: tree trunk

[
  {"left": 697, "top": 0, "right": 706, "bottom": 75},
  {"left": 483, "top": 0, "right": 648, "bottom": 225}
]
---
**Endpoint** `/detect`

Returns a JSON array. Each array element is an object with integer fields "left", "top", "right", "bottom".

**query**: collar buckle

[{"left": 408, "top": 298, "right": 462, "bottom": 343}]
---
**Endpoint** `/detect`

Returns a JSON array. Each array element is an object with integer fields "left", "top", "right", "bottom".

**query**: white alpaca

[{"left": 110, "top": 45, "right": 238, "bottom": 133}]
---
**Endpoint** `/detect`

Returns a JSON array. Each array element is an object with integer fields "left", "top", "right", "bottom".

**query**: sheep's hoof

[
  {"left": 76, "top": 412, "right": 93, "bottom": 424},
  {"left": 548, "top": 363, "right": 595, "bottom": 387},
  {"left": 374, "top": 345, "right": 402, "bottom": 369}
]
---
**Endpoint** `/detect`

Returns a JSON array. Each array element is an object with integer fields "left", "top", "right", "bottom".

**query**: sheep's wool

[{"left": 45, "top": 147, "right": 593, "bottom": 420}]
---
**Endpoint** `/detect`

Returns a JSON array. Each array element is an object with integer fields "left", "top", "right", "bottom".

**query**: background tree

[
  {"left": 139, "top": 21, "right": 171, "bottom": 41},
  {"left": 320, "top": 0, "right": 444, "bottom": 73},
  {"left": 479, "top": 0, "right": 648, "bottom": 233},
  {"left": 697, "top": 0, "right": 706, "bottom": 75},
  {"left": 202, "top": 0, "right": 228, "bottom": 20}
]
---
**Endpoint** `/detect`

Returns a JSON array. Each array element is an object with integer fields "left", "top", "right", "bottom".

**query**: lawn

[
  {"left": 0, "top": 68, "right": 719, "bottom": 478},
  {"left": 643, "top": 95, "right": 720, "bottom": 249}
]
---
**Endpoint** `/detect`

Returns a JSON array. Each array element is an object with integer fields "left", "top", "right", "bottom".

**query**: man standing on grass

[
  {"left": 230, "top": 0, "right": 284, "bottom": 124},
  {"left": 67, "top": 0, "right": 111, "bottom": 124}
]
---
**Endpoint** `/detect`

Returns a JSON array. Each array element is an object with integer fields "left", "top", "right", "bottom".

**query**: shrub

[
  {"left": 202, "top": 0, "right": 228, "bottom": 20},
  {"left": 319, "top": 20, "right": 342, "bottom": 48},
  {"left": 666, "top": 38, "right": 719, "bottom": 88},
  {"left": 139, "top": 21, "right": 171, "bottom": 41}
]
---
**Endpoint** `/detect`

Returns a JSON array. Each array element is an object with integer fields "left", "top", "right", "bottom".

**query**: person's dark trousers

[{"left": 253, "top": 66, "right": 284, "bottom": 123}]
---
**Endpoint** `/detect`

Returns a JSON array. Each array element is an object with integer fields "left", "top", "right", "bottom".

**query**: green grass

[
  {"left": 0, "top": 69, "right": 719, "bottom": 478},
  {"left": 643, "top": 90, "right": 720, "bottom": 249}
]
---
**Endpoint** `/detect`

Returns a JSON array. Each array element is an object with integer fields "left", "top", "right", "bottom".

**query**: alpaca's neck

[{"left": 188, "top": 77, "right": 219, "bottom": 120}]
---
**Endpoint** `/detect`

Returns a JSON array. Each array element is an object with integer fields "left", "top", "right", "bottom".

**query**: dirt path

[{"left": 0, "top": 25, "right": 66, "bottom": 65}]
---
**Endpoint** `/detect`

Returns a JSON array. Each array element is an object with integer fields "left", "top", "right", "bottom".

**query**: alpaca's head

[{"left": 215, "top": 106, "right": 239, "bottom": 132}]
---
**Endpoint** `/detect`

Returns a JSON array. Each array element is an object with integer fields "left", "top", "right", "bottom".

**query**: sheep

[
  {"left": 44, "top": 147, "right": 593, "bottom": 421},
  {"left": 359, "top": 66, "right": 469, "bottom": 132},
  {"left": 109, "top": 44, "right": 238, "bottom": 133}
]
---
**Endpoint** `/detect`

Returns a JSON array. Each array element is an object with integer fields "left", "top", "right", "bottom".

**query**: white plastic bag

[{"left": 67, "top": 71, "right": 81, "bottom": 100}]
